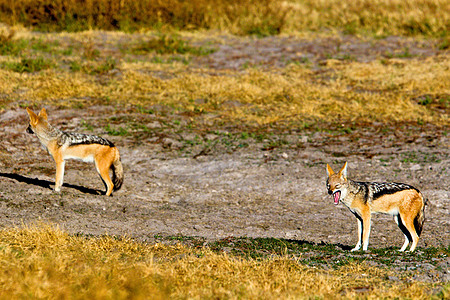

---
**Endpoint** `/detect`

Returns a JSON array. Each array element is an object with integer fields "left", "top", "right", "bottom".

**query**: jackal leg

[
  {"left": 360, "top": 210, "right": 371, "bottom": 251},
  {"left": 394, "top": 214, "right": 410, "bottom": 251},
  {"left": 351, "top": 212, "right": 363, "bottom": 252},
  {"left": 54, "top": 160, "right": 65, "bottom": 192},
  {"left": 400, "top": 213, "right": 419, "bottom": 252},
  {"left": 95, "top": 159, "right": 114, "bottom": 196}
]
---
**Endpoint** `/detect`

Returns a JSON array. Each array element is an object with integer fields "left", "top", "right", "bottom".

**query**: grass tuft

[
  {"left": 0, "top": 28, "right": 27, "bottom": 56},
  {"left": 1, "top": 57, "right": 55, "bottom": 73},
  {"left": 131, "top": 34, "right": 215, "bottom": 56}
]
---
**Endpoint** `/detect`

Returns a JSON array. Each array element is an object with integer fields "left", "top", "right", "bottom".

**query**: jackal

[
  {"left": 326, "top": 162, "right": 425, "bottom": 252},
  {"left": 26, "top": 108, "right": 123, "bottom": 196}
]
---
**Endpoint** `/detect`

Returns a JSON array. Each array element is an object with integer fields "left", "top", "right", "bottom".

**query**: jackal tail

[
  {"left": 414, "top": 197, "right": 427, "bottom": 237},
  {"left": 111, "top": 156, "right": 123, "bottom": 191}
]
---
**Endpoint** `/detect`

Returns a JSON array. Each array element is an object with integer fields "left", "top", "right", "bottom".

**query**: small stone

[
  {"left": 410, "top": 164, "right": 421, "bottom": 171},
  {"left": 147, "top": 121, "right": 161, "bottom": 129},
  {"left": 162, "top": 138, "right": 183, "bottom": 149}
]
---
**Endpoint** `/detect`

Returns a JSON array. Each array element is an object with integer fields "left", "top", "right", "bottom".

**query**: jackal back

[
  {"left": 352, "top": 181, "right": 420, "bottom": 203},
  {"left": 58, "top": 131, "right": 115, "bottom": 148}
]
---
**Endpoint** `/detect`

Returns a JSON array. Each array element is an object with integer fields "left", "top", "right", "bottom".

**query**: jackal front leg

[
  {"left": 361, "top": 212, "right": 371, "bottom": 251},
  {"left": 351, "top": 212, "right": 363, "bottom": 252},
  {"left": 54, "top": 160, "right": 65, "bottom": 192}
]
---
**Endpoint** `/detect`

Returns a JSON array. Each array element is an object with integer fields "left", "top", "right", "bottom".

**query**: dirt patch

[
  {"left": 193, "top": 34, "right": 442, "bottom": 70},
  {"left": 0, "top": 107, "right": 447, "bottom": 247}
]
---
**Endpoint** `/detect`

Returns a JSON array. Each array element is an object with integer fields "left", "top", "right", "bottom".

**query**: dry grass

[
  {"left": 0, "top": 53, "right": 447, "bottom": 126},
  {"left": 0, "top": 0, "right": 288, "bottom": 36},
  {"left": 0, "top": 27, "right": 447, "bottom": 126},
  {"left": 0, "top": 223, "right": 439, "bottom": 299},
  {"left": 0, "top": 0, "right": 448, "bottom": 36},
  {"left": 285, "top": 0, "right": 450, "bottom": 37}
]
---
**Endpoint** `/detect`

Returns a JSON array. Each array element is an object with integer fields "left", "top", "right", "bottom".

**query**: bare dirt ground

[
  {"left": 0, "top": 106, "right": 448, "bottom": 246},
  {"left": 0, "top": 33, "right": 448, "bottom": 281}
]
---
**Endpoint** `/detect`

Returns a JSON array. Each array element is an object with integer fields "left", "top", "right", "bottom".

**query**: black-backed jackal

[
  {"left": 326, "top": 162, "right": 426, "bottom": 252},
  {"left": 26, "top": 108, "right": 123, "bottom": 196}
]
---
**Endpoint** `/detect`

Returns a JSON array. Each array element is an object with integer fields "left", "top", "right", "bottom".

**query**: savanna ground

[{"left": 0, "top": 0, "right": 449, "bottom": 298}]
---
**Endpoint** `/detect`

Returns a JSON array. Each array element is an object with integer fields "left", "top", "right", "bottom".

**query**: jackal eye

[{"left": 335, "top": 184, "right": 341, "bottom": 189}]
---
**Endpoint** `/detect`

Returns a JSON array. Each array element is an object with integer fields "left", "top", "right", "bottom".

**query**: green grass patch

[
  {"left": 90, "top": 57, "right": 117, "bottom": 74},
  {"left": 131, "top": 34, "right": 215, "bottom": 56},
  {"left": 157, "top": 235, "right": 450, "bottom": 270},
  {"left": 0, "top": 38, "right": 27, "bottom": 56},
  {"left": 70, "top": 57, "right": 117, "bottom": 74},
  {"left": 0, "top": 29, "right": 28, "bottom": 56},
  {"left": 1, "top": 57, "right": 55, "bottom": 73},
  {"left": 30, "top": 37, "right": 60, "bottom": 53},
  {"left": 105, "top": 124, "right": 129, "bottom": 136}
]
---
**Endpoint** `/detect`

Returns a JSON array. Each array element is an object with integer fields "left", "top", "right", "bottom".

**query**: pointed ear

[
  {"left": 326, "top": 164, "right": 335, "bottom": 177},
  {"left": 38, "top": 108, "right": 48, "bottom": 120},
  {"left": 338, "top": 161, "right": 348, "bottom": 179},
  {"left": 26, "top": 107, "right": 38, "bottom": 124}
]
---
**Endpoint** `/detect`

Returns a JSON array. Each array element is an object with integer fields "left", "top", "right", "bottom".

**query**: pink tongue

[{"left": 334, "top": 191, "right": 341, "bottom": 204}]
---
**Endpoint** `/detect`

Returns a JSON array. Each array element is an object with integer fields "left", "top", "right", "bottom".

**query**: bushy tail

[
  {"left": 414, "top": 197, "right": 427, "bottom": 236},
  {"left": 111, "top": 157, "right": 123, "bottom": 191}
]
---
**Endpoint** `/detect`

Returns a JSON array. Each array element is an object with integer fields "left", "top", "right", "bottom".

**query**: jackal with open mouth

[{"left": 326, "top": 162, "right": 426, "bottom": 252}]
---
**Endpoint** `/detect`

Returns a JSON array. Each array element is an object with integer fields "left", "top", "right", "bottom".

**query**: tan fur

[
  {"left": 26, "top": 108, "right": 123, "bottom": 196},
  {"left": 326, "top": 162, "right": 425, "bottom": 252}
]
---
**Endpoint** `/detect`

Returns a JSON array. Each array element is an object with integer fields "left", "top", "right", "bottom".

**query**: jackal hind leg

[
  {"left": 394, "top": 214, "right": 411, "bottom": 252},
  {"left": 400, "top": 213, "right": 419, "bottom": 252},
  {"left": 95, "top": 159, "right": 114, "bottom": 196}
]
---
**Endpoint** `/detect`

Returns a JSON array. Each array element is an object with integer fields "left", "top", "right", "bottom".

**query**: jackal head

[
  {"left": 26, "top": 107, "right": 49, "bottom": 135},
  {"left": 326, "top": 162, "right": 349, "bottom": 205}
]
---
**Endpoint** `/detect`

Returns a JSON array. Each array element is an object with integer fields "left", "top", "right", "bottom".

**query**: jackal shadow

[{"left": 0, "top": 172, "right": 102, "bottom": 195}]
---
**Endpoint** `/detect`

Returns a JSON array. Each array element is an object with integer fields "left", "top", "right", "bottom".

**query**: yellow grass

[
  {"left": 0, "top": 26, "right": 447, "bottom": 126},
  {"left": 0, "top": 52, "right": 447, "bottom": 126},
  {"left": 0, "top": 223, "right": 436, "bottom": 299},
  {"left": 0, "top": 0, "right": 448, "bottom": 36},
  {"left": 284, "top": 0, "right": 450, "bottom": 37}
]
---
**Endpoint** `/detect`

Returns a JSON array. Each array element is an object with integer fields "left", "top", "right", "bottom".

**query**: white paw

[{"left": 351, "top": 247, "right": 361, "bottom": 252}]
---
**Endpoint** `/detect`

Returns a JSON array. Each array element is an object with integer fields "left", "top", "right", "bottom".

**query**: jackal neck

[
  {"left": 35, "top": 123, "right": 61, "bottom": 146},
  {"left": 347, "top": 180, "right": 369, "bottom": 203}
]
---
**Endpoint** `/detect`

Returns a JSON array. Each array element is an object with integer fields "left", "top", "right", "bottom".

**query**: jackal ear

[
  {"left": 38, "top": 108, "right": 48, "bottom": 120},
  {"left": 326, "top": 164, "right": 334, "bottom": 177},
  {"left": 26, "top": 107, "right": 38, "bottom": 124},
  {"left": 339, "top": 161, "right": 348, "bottom": 179}
]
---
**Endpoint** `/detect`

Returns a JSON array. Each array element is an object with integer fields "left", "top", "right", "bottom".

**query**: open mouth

[{"left": 332, "top": 191, "right": 341, "bottom": 205}]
